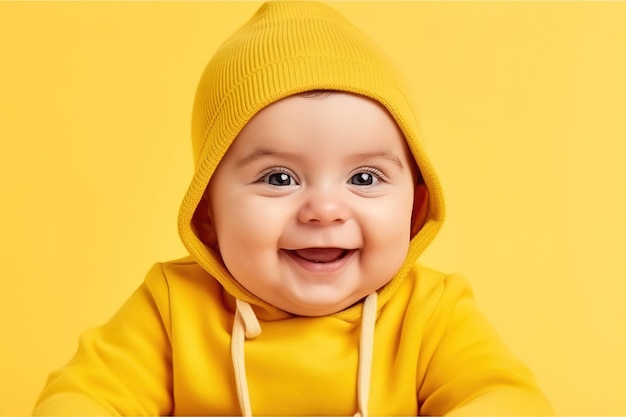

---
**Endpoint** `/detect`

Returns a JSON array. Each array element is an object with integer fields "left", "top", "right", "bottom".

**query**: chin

[{"left": 279, "top": 294, "right": 364, "bottom": 317}]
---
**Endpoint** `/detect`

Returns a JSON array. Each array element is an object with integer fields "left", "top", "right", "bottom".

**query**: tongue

[{"left": 293, "top": 248, "right": 346, "bottom": 263}]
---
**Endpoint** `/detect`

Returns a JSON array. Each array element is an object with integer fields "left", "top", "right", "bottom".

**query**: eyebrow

[
  {"left": 235, "top": 148, "right": 405, "bottom": 169},
  {"left": 235, "top": 148, "right": 300, "bottom": 168},
  {"left": 348, "top": 151, "right": 405, "bottom": 169}
]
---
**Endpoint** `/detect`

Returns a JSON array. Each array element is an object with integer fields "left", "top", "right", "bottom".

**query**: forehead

[{"left": 223, "top": 92, "right": 412, "bottom": 162}]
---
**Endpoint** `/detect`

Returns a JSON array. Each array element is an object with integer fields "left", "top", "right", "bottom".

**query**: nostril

[{"left": 297, "top": 193, "right": 351, "bottom": 225}]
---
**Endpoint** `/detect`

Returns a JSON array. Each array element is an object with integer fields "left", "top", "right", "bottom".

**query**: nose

[{"left": 296, "top": 187, "right": 351, "bottom": 225}]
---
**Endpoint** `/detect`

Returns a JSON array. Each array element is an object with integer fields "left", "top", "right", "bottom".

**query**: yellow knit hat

[{"left": 178, "top": 1, "right": 445, "bottom": 314}]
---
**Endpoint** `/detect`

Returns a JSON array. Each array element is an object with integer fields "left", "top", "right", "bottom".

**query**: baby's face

[{"left": 207, "top": 92, "right": 416, "bottom": 316}]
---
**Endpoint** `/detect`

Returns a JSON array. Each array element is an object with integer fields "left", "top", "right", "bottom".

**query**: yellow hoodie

[{"left": 33, "top": 2, "right": 553, "bottom": 416}]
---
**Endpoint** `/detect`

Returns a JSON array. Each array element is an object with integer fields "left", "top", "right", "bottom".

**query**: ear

[
  {"left": 192, "top": 193, "right": 219, "bottom": 249},
  {"left": 410, "top": 183, "right": 429, "bottom": 238}
]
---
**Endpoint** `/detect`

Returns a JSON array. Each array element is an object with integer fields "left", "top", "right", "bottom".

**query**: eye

[
  {"left": 267, "top": 172, "right": 294, "bottom": 186},
  {"left": 349, "top": 170, "right": 381, "bottom": 186},
  {"left": 260, "top": 169, "right": 298, "bottom": 186}
]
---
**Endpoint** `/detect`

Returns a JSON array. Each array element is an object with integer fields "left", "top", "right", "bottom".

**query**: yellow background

[{"left": 0, "top": 1, "right": 624, "bottom": 415}]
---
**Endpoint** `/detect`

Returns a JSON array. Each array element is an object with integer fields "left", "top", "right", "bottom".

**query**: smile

[
  {"left": 293, "top": 248, "right": 350, "bottom": 263},
  {"left": 282, "top": 247, "right": 357, "bottom": 274}
]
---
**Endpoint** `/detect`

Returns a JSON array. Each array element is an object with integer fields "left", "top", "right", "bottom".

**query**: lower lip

[{"left": 281, "top": 249, "right": 358, "bottom": 274}]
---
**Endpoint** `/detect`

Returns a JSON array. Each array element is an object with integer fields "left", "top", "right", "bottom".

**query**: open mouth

[
  {"left": 282, "top": 247, "right": 357, "bottom": 274},
  {"left": 290, "top": 248, "right": 351, "bottom": 263}
]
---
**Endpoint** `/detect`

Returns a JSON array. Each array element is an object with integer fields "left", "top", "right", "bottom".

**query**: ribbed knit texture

[{"left": 178, "top": 1, "right": 445, "bottom": 320}]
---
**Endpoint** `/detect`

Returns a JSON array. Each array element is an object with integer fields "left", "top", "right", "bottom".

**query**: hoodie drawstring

[
  {"left": 355, "top": 291, "right": 378, "bottom": 417},
  {"left": 232, "top": 299, "right": 262, "bottom": 417},
  {"left": 231, "top": 292, "right": 378, "bottom": 417}
]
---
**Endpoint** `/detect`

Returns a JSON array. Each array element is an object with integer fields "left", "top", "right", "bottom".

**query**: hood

[{"left": 177, "top": 1, "right": 445, "bottom": 322}]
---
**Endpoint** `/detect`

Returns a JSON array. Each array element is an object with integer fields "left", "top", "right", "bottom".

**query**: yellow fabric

[
  {"left": 33, "top": 2, "right": 553, "bottom": 415},
  {"left": 233, "top": 292, "right": 377, "bottom": 417},
  {"left": 33, "top": 260, "right": 553, "bottom": 415}
]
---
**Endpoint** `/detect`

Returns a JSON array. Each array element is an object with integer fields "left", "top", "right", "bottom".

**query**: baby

[{"left": 34, "top": 2, "right": 553, "bottom": 415}]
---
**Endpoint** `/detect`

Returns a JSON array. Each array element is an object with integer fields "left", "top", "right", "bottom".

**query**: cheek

[
  {"left": 212, "top": 197, "right": 290, "bottom": 254},
  {"left": 371, "top": 190, "right": 414, "bottom": 238},
  {"left": 360, "top": 193, "right": 414, "bottom": 264},
  {"left": 368, "top": 222, "right": 411, "bottom": 263}
]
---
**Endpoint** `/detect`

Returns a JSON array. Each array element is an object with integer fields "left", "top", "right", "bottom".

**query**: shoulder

[
  {"left": 149, "top": 256, "right": 216, "bottom": 285},
  {"left": 403, "top": 263, "right": 475, "bottom": 302},
  {"left": 143, "top": 256, "right": 225, "bottom": 307},
  {"left": 389, "top": 263, "right": 477, "bottom": 325},
  {"left": 160, "top": 255, "right": 206, "bottom": 276}
]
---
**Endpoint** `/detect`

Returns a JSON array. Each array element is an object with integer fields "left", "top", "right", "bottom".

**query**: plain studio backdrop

[{"left": 0, "top": 2, "right": 624, "bottom": 415}]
